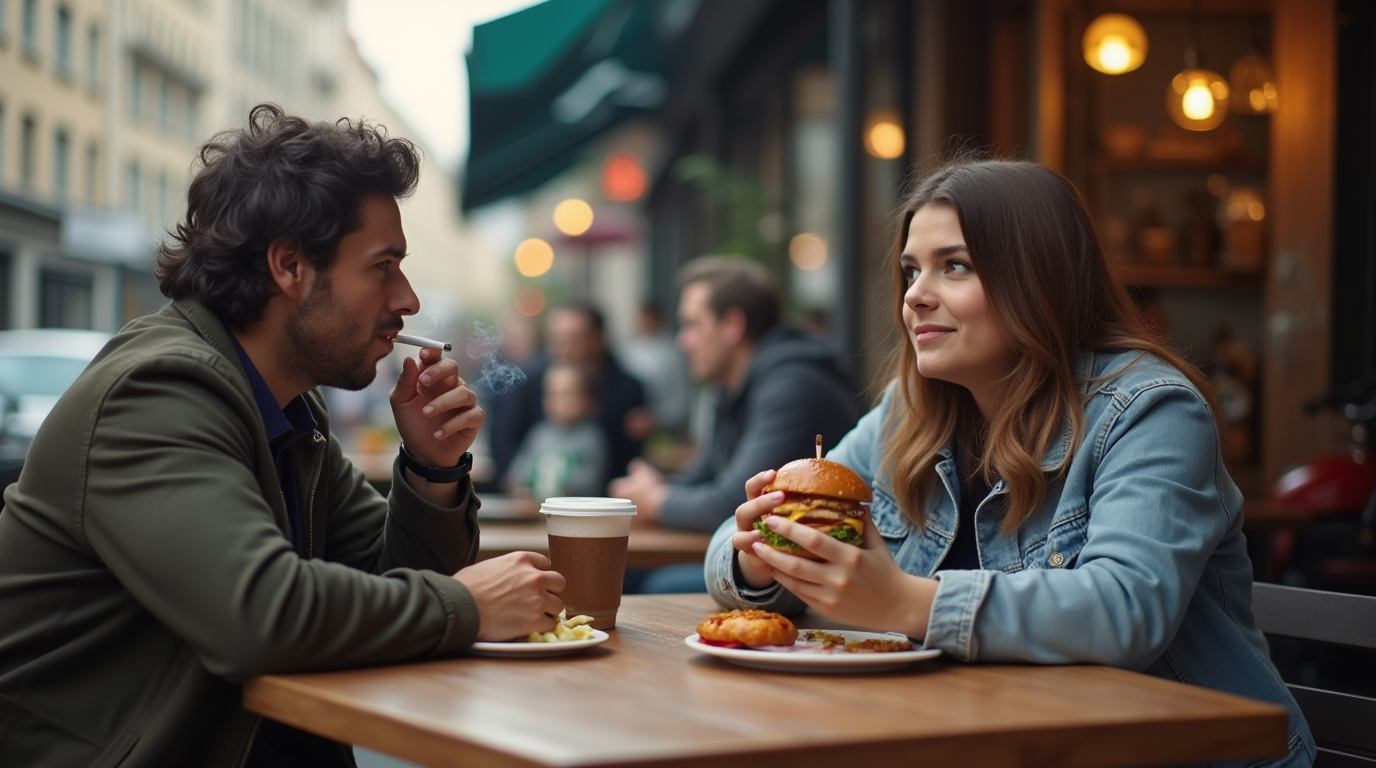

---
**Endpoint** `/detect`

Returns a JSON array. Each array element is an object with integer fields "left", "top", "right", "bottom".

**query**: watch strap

[{"left": 398, "top": 443, "right": 472, "bottom": 483}]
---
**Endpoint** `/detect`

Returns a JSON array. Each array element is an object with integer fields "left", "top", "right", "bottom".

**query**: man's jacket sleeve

[{"left": 79, "top": 362, "right": 479, "bottom": 682}]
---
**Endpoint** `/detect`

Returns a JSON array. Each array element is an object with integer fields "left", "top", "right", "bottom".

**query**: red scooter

[{"left": 1266, "top": 375, "right": 1376, "bottom": 593}]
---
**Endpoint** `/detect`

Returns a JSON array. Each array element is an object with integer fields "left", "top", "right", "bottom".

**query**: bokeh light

[
  {"left": 602, "top": 152, "right": 648, "bottom": 201},
  {"left": 1081, "top": 14, "right": 1147, "bottom": 75},
  {"left": 514, "top": 238, "right": 555, "bottom": 277},
  {"left": 1167, "top": 69, "right": 1229, "bottom": 131},
  {"left": 513, "top": 285, "right": 547, "bottom": 317},
  {"left": 789, "top": 233, "right": 828, "bottom": 271},
  {"left": 553, "top": 198, "right": 594, "bottom": 236},
  {"left": 865, "top": 119, "right": 905, "bottom": 160}
]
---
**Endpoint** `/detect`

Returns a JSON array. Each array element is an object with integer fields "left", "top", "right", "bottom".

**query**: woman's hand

[
  {"left": 748, "top": 509, "right": 938, "bottom": 638},
  {"left": 730, "top": 469, "right": 783, "bottom": 589}
]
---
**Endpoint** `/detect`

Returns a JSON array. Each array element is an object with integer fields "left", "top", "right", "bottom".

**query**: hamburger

[{"left": 753, "top": 458, "right": 871, "bottom": 559}]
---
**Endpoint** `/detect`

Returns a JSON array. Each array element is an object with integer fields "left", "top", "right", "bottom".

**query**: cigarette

[{"left": 394, "top": 334, "right": 453, "bottom": 352}]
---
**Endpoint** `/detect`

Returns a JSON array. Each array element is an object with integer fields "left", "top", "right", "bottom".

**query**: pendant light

[
  {"left": 1082, "top": 13, "right": 1148, "bottom": 75},
  {"left": 1167, "top": 3, "right": 1228, "bottom": 132},
  {"left": 1229, "top": 50, "right": 1278, "bottom": 114}
]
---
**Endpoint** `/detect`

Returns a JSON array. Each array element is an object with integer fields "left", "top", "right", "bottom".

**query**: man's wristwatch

[{"left": 398, "top": 442, "right": 472, "bottom": 483}]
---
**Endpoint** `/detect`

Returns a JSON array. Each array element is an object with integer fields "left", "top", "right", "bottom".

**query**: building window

[
  {"left": 156, "top": 170, "right": 167, "bottom": 223},
  {"left": 158, "top": 76, "right": 169, "bottom": 133},
  {"left": 129, "top": 60, "right": 142, "bottom": 121},
  {"left": 40, "top": 269, "right": 94, "bottom": 329},
  {"left": 53, "top": 128, "right": 69, "bottom": 201},
  {"left": 55, "top": 4, "right": 72, "bottom": 79},
  {"left": 85, "top": 140, "right": 97, "bottom": 203},
  {"left": 0, "top": 251, "right": 10, "bottom": 331},
  {"left": 85, "top": 23, "right": 99, "bottom": 93},
  {"left": 0, "top": 0, "right": 9, "bottom": 44},
  {"left": 127, "top": 159, "right": 140, "bottom": 212},
  {"left": 19, "top": 115, "right": 35, "bottom": 191},
  {"left": 21, "top": 0, "right": 37, "bottom": 59},
  {"left": 185, "top": 94, "right": 197, "bottom": 142}
]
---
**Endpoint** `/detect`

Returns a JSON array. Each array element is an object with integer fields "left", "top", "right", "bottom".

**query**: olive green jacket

[{"left": 0, "top": 300, "right": 482, "bottom": 767}]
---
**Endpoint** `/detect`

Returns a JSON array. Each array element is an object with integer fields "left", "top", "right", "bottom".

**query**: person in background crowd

[
  {"left": 708, "top": 158, "right": 1313, "bottom": 767},
  {"left": 611, "top": 256, "right": 858, "bottom": 592},
  {"left": 619, "top": 300, "right": 692, "bottom": 436},
  {"left": 507, "top": 363, "right": 609, "bottom": 499},
  {"left": 492, "top": 303, "right": 648, "bottom": 490},
  {"left": 0, "top": 104, "right": 565, "bottom": 768}
]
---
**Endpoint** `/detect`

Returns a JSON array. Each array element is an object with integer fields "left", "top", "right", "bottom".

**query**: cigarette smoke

[{"left": 466, "top": 321, "right": 527, "bottom": 396}]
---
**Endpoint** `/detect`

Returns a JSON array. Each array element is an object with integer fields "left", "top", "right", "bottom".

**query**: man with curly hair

[{"left": 0, "top": 104, "right": 565, "bottom": 767}]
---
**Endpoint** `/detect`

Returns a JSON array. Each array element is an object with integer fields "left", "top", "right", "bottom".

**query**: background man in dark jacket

[
  {"left": 0, "top": 105, "right": 564, "bottom": 768},
  {"left": 611, "top": 257, "right": 858, "bottom": 590}
]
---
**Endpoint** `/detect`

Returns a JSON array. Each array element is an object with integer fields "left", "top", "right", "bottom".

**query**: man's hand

[
  {"left": 453, "top": 552, "right": 566, "bottom": 642},
  {"left": 391, "top": 347, "right": 484, "bottom": 500},
  {"left": 609, "top": 459, "right": 669, "bottom": 525}
]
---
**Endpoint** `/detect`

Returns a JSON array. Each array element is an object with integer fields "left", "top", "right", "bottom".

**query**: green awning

[{"left": 462, "top": 0, "right": 666, "bottom": 211}]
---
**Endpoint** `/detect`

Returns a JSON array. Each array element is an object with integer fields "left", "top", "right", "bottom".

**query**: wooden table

[
  {"left": 244, "top": 594, "right": 1289, "bottom": 768},
  {"left": 479, "top": 520, "right": 713, "bottom": 569}
]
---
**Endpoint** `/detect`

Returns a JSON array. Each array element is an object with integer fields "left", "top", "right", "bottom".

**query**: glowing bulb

[
  {"left": 1182, "top": 82, "right": 1216, "bottom": 121},
  {"left": 552, "top": 199, "right": 594, "bottom": 237},
  {"left": 1167, "top": 68, "right": 1229, "bottom": 131},
  {"left": 1096, "top": 35, "right": 1132, "bottom": 73},
  {"left": 514, "top": 238, "right": 554, "bottom": 277},
  {"left": 1082, "top": 14, "right": 1147, "bottom": 75}
]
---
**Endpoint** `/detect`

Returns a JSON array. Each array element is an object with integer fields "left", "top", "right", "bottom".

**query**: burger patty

[{"left": 771, "top": 495, "right": 866, "bottom": 519}]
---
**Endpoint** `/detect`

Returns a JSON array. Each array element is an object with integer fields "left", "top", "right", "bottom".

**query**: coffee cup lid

[{"left": 538, "top": 497, "right": 638, "bottom": 516}]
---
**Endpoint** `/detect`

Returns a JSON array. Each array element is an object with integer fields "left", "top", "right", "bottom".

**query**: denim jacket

[{"left": 706, "top": 350, "right": 1313, "bottom": 767}]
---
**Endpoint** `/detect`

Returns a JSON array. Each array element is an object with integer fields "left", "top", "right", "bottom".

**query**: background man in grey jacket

[
  {"left": 0, "top": 104, "right": 564, "bottom": 768},
  {"left": 610, "top": 257, "right": 859, "bottom": 592}
]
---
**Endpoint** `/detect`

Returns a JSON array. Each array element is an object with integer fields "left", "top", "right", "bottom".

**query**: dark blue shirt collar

[{"left": 227, "top": 334, "right": 318, "bottom": 452}]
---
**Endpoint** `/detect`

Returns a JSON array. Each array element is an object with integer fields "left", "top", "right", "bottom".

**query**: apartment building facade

[{"left": 0, "top": 0, "right": 484, "bottom": 335}]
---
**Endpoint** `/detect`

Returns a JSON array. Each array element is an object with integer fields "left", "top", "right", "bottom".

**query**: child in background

[{"left": 507, "top": 363, "right": 608, "bottom": 499}]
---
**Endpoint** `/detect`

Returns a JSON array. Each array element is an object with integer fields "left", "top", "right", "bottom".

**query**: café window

[{"left": 39, "top": 269, "right": 93, "bottom": 329}]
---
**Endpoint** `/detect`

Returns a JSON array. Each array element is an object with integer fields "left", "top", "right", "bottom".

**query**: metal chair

[{"left": 1253, "top": 582, "right": 1376, "bottom": 766}]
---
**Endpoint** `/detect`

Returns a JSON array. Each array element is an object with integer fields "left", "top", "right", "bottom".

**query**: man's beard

[{"left": 282, "top": 273, "right": 400, "bottom": 392}]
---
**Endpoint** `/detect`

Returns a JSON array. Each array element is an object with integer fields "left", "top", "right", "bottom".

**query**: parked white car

[{"left": 0, "top": 329, "right": 112, "bottom": 445}]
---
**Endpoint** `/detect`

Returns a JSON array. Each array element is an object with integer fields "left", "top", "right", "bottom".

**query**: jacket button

[{"left": 1048, "top": 551, "right": 1065, "bottom": 568}]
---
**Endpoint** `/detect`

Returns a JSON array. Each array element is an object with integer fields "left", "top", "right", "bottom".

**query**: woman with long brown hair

[{"left": 705, "top": 159, "right": 1312, "bottom": 767}]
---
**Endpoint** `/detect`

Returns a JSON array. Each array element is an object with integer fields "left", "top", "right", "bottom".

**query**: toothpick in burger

[{"left": 753, "top": 457, "right": 872, "bottom": 559}]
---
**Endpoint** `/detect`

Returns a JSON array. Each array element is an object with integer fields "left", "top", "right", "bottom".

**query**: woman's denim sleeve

[
  {"left": 704, "top": 385, "right": 895, "bottom": 611},
  {"left": 927, "top": 381, "right": 1235, "bottom": 668}
]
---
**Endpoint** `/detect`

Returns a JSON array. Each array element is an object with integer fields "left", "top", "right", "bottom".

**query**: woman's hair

[
  {"left": 155, "top": 103, "right": 421, "bottom": 328},
  {"left": 882, "top": 158, "right": 1219, "bottom": 533}
]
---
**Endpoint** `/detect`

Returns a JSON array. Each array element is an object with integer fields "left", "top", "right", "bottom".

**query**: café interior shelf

[{"left": 1112, "top": 264, "right": 1264, "bottom": 289}]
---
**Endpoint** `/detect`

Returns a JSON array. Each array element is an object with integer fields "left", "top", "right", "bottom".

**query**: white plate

[
  {"left": 685, "top": 629, "right": 941, "bottom": 673},
  {"left": 467, "top": 629, "right": 610, "bottom": 658}
]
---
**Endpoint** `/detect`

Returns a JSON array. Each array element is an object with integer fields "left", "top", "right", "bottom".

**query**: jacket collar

[{"left": 169, "top": 299, "right": 250, "bottom": 384}]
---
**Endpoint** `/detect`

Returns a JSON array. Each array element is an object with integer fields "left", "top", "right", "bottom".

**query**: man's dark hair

[
  {"left": 676, "top": 256, "right": 780, "bottom": 343},
  {"left": 155, "top": 103, "right": 421, "bottom": 327},
  {"left": 553, "top": 301, "right": 606, "bottom": 335}
]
